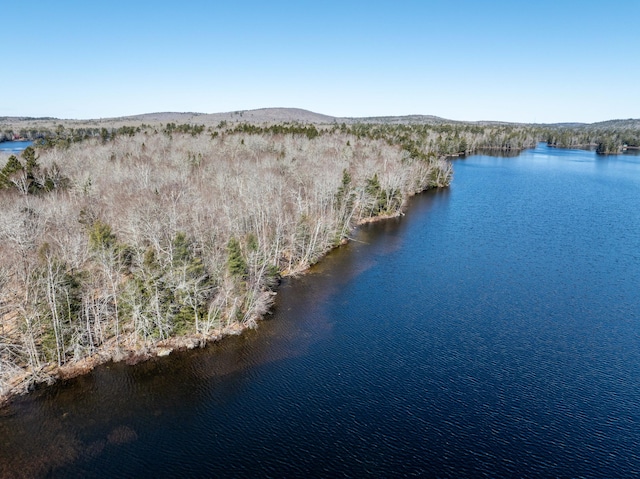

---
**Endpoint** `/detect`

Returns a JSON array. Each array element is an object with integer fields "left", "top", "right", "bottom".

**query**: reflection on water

[{"left": 1, "top": 145, "right": 640, "bottom": 478}]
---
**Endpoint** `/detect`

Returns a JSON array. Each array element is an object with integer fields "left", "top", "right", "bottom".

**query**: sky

[{"left": 2, "top": 0, "right": 639, "bottom": 123}]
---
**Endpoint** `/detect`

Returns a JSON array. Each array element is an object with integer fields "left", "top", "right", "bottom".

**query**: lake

[
  {"left": 1, "top": 144, "right": 639, "bottom": 478},
  {"left": 0, "top": 141, "right": 33, "bottom": 153}
]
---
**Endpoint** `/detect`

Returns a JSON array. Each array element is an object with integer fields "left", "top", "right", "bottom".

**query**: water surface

[
  {"left": 1, "top": 144, "right": 639, "bottom": 478},
  {"left": 0, "top": 140, "right": 33, "bottom": 152}
]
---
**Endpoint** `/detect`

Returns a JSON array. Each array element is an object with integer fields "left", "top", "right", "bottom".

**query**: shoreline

[
  {"left": 0, "top": 138, "right": 536, "bottom": 408},
  {"left": 0, "top": 205, "right": 411, "bottom": 408},
  {"left": 3, "top": 141, "right": 588, "bottom": 407}
]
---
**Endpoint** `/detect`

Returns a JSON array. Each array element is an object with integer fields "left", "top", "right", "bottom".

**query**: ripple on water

[{"left": 1, "top": 146, "right": 640, "bottom": 478}]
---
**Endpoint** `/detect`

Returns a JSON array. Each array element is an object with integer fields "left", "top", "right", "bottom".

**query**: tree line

[
  {"left": 544, "top": 124, "right": 640, "bottom": 154},
  {"left": 4, "top": 118, "right": 638, "bottom": 155}
]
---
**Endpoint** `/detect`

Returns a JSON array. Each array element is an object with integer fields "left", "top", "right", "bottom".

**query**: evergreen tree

[
  {"left": 227, "top": 237, "right": 247, "bottom": 278},
  {"left": 0, "top": 155, "right": 23, "bottom": 188}
]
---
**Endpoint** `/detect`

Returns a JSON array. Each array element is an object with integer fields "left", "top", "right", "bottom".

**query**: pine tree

[
  {"left": 227, "top": 237, "right": 247, "bottom": 278},
  {"left": 0, "top": 155, "right": 23, "bottom": 188}
]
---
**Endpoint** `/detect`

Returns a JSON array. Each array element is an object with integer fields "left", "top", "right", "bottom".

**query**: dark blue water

[
  {"left": 0, "top": 140, "right": 33, "bottom": 152},
  {"left": 1, "top": 144, "right": 639, "bottom": 478}
]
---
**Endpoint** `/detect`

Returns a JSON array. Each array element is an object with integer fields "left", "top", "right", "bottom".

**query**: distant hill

[
  {"left": 1, "top": 108, "right": 638, "bottom": 129},
  {"left": 0, "top": 116, "right": 58, "bottom": 122},
  {"left": 114, "top": 112, "right": 205, "bottom": 123},
  {"left": 125, "top": 109, "right": 456, "bottom": 125},
  {"left": 340, "top": 114, "right": 451, "bottom": 125},
  {"left": 544, "top": 119, "right": 640, "bottom": 129},
  {"left": 121, "top": 108, "right": 337, "bottom": 125},
  {"left": 545, "top": 122, "right": 588, "bottom": 128},
  {"left": 0, "top": 108, "right": 452, "bottom": 128},
  {"left": 586, "top": 118, "right": 640, "bottom": 129}
]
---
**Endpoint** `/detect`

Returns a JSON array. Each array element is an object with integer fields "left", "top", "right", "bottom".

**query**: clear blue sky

[{"left": 2, "top": 0, "right": 638, "bottom": 123}]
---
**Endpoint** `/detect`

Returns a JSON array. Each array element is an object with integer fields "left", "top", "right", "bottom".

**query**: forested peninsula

[{"left": 0, "top": 111, "right": 638, "bottom": 403}]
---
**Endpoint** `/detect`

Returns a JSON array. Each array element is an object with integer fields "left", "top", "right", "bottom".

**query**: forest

[
  {"left": 0, "top": 117, "right": 637, "bottom": 402},
  {"left": 543, "top": 119, "right": 640, "bottom": 154}
]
